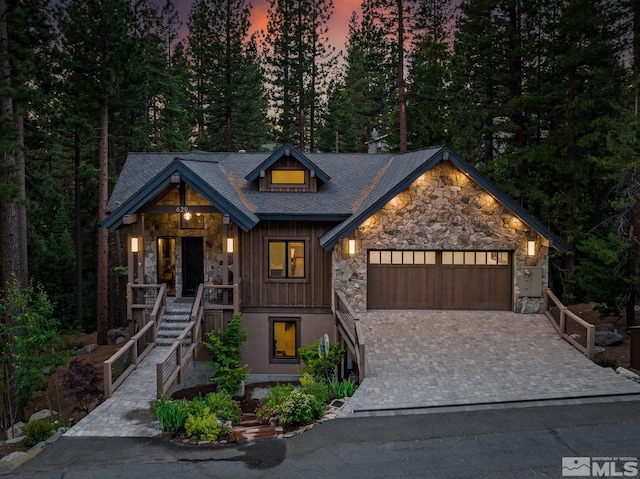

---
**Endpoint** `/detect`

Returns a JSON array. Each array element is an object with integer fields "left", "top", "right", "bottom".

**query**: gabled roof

[
  {"left": 104, "top": 146, "right": 568, "bottom": 254},
  {"left": 318, "top": 147, "right": 568, "bottom": 253},
  {"left": 102, "top": 156, "right": 259, "bottom": 232},
  {"left": 244, "top": 143, "right": 331, "bottom": 184}
]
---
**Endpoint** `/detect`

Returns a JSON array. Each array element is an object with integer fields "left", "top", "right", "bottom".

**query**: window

[
  {"left": 271, "top": 170, "right": 306, "bottom": 185},
  {"left": 270, "top": 318, "right": 300, "bottom": 362},
  {"left": 268, "top": 240, "right": 305, "bottom": 278}
]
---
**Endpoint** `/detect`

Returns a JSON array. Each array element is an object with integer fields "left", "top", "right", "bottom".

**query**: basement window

[{"left": 270, "top": 318, "right": 300, "bottom": 363}]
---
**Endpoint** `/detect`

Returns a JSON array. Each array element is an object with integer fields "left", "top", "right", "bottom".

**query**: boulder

[
  {"left": 1, "top": 451, "right": 26, "bottom": 463},
  {"left": 28, "top": 409, "right": 57, "bottom": 423},
  {"left": 616, "top": 367, "right": 640, "bottom": 383},
  {"left": 595, "top": 330, "right": 624, "bottom": 346},
  {"left": 107, "top": 329, "right": 125, "bottom": 345},
  {"left": 77, "top": 343, "right": 97, "bottom": 356},
  {"left": 6, "top": 422, "right": 25, "bottom": 440}
]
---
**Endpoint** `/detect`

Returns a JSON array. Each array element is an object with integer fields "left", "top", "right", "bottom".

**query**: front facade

[{"left": 104, "top": 145, "right": 567, "bottom": 376}]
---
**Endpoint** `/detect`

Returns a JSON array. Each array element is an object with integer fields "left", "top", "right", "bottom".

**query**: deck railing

[
  {"left": 335, "top": 290, "right": 365, "bottom": 382},
  {"left": 155, "top": 281, "right": 240, "bottom": 398},
  {"left": 543, "top": 288, "right": 595, "bottom": 360},
  {"left": 104, "top": 284, "right": 166, "bottom": 398}
]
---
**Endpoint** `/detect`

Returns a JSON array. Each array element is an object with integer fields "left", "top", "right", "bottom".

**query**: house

[{"left": 103, "top": 144, "right": 567, "bottom": 377}]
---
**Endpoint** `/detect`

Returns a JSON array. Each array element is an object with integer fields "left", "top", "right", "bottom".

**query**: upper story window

[
  {"left": 268, "top": 240, "right": 305, "bottom": 279},
  {"left": 271, "top": 170, "right": 306, "bottom": 185}
]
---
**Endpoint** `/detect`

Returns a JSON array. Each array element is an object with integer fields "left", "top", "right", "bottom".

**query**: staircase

[{"left": 156, "top": 298, "right": 194, "bottom": 346}]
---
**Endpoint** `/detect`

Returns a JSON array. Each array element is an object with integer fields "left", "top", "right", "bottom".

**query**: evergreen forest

[{"left": 1, "top": 0, "right": 640, "bottom": 342}]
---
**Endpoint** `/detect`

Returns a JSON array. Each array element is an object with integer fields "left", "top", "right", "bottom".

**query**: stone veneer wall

[
  {"left": 141, "top": 186, "right": 225, "bottom": 297},
  {"left": 332, "top": 161, "right": 548, "bottom": 313}
]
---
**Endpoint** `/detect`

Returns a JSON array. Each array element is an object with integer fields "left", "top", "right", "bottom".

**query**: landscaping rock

[
  {"left": 115, "top": 336, "right": 126, "bottom": 344},
  {"left": 616, "top": 367, "right": 640, "bottom": 383},
  {"left": 596, "top": 323, "right": 615, "bottom": 332},
  {"left": 6, "top": 422, "right": 25, "bottom": 439},
  {"left": 595, "top": 331, "right": 624, "bottom": 346},
  {"left": 29, "top": 409, "right": 57, "bottom": 423},
  {"left": 5, "top": 436, "right": 25, "bottom": 445},
  {"left": 77, "top": 343, "right": 97, "bottom": 356},
  {"left": 0, "top": 452, "right": 26, "bottom": 463},
  {"left": 107, "top": 329, "right": 125, "bottom": 345}
]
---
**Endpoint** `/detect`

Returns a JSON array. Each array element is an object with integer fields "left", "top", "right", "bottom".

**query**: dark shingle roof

[{"left": 104, "top": 146, "right": 568, "bottom": 253}]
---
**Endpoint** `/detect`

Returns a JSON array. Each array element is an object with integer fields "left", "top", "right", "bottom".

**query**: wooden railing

[
  {"left": 335, "top": 290, "right": 365, "bottom": 382},
  {"left": 155, "top": 281, "right": 240, "bottom": 398},
  {"left": 544, "top": 288, "right": 595, "bottom": 360},
  {"left": 104, "top": 284, "right": 166, "bottom": 398}
]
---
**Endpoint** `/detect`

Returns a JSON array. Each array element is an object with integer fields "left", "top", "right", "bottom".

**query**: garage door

[{"left": 367, "top": 250, "right": 512, "bottom": 310}]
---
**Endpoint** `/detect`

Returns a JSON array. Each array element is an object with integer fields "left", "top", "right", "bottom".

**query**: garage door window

[
  {"left": 369, "top": 250, "right": 436, "bottom": 265},
  {"left": 442, "top": 251, "right": 509, "bottom": 265}
]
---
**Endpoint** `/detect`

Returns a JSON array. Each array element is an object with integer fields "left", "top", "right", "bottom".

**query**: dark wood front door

[{"left": 182, "top": 237, "right": 203, "bottom": 297}]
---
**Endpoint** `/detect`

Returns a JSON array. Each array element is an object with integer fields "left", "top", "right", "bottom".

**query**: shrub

[
  {"left": 202, "top": 392, "right": 241, "bottom": 425},
  {"left": 23, "top": 419, "right": 56, "bottom": 446},
  {"left": 596, "top": 358, "right": 619, "bottom": 369},
  {"left": 153, "top": 397, "right": 189, "bottom": 433},
  {"left": 57, "top": 357, "right": 102, "bottom": 413},
  {"left": 255, "top": 383, "right": 295, "bottom": 424},
  {"left": 204, "top": 313, "right": 250, "bottom": 395},
  {"left": 298, "top": 341, "right": 345, "bottom": 382},
  {"left": 328, "top": 378, "right": 357, "bottom": 399},
  {"left": 184, "top": 406, "right": 223, "bottom": 441},
  {"left": 279, "top": 391, "right": 322, "bottom": 426},
  {"left": 299, "top": 373, "right": 329, "bottom": 404}
]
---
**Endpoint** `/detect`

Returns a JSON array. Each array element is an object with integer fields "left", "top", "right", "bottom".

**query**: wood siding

[{"left": 239, "top": 221, "right": 335, "bottom": 310}]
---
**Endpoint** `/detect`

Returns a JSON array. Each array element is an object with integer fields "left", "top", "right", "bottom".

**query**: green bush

[
  {"left": 23, "top": 419, "right": 56, "bottom": 446},
  {"left": 299, "top": 373, "right": 329, "bottom": 404},
  {"left": 280, "top": 391, "right": 322, "bottom": 426},
  {"left": 202, "top": 392, "right": 241, "bottom": 425},
  {"left": 328, "top": 378, "right": 357, "bottom": 399},
  {"left": 596, "top": 358, "right": 619, "bottom": 369},
  {"left": 184, "top": 406, "right": 223, "bottom": 441},
  {"left": 152, "top": 397, "right": 189, "bottom": 433},
  {"left": 204, "top": 313, "right": 250, "bottom": 395},
  {"left": 255, "top": 383, "right": 295, "bottom": 424},
  {"left": 298, "top": 341, "right": 345, "bottom": 382}
]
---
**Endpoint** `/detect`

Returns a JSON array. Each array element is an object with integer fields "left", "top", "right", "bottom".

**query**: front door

[{"left": 182, "top": 237, "right": 203, "bottom": 297}]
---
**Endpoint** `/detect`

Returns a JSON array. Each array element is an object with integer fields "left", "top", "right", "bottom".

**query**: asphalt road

[{"left": 3, "top": 397, "right": 640, "bottom": 478}]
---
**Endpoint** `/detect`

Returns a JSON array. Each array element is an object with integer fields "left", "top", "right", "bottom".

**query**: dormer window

[{"left": 271, "top": 169, "right": 306, "bottom": 185}]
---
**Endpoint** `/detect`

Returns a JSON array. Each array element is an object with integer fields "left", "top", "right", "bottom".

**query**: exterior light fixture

[
  {"left": 527, "top": 240, "right": 535, "bottom": 257},
  {"left": 183, "top": 211, "right": 192, "bottom": 221},
  {"left": 348, "top": 239, "right": 357, "bottom": 255},
  {"left": 131, "top": 237, "right": 139, "bottom": 253},
  {"left": 227, "top": 237, "right": 234, "bottom": 254}
]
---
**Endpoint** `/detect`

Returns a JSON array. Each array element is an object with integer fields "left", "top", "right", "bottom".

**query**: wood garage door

[{"left": 367, "top": 250, "right": 512, "bottom": 310}]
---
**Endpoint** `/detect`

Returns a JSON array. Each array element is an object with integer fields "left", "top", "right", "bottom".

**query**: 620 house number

[{"left": 176, "top": 207, "right": 189, "bottom": 213}]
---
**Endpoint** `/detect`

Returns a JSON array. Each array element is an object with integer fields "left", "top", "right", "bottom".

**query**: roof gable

[
  {"left": 244, "top": 143, "right": 331, "bottom": 185},
  {"left": 319, "top": 147, "right": 568, "bottom": 253},
  {"left": 101, "top": 158, "right": 259, "bottom": 232}
]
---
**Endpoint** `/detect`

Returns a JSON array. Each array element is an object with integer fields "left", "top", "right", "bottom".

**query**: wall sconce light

[
  {"left": 131, "top": 237, "right": 139, "bottom": 253},
  {"left": 348, "top": 239, "right": 357, "bottom": 255},
  {"left": 183, "top": 211, "right": 192, "bottom": 221},
  {"left": 226, "top": 237, "right": 234, "bottom": 254},
  {"left": 527, "top": 240, "right": 535, "bottom": 257}
]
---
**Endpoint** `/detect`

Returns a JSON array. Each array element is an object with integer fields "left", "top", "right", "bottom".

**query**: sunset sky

[{"left": 167, "top": 0, "right": 363, "bottom": 53}]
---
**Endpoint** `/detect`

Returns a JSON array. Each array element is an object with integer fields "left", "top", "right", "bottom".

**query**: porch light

[
  {"left": 348, "top": 239, "right": 357, "bottom": 255},
  {"left": 183, "top": 211, "right": 192, "bottom": 221},
  {"left": 227, "top": 237, "right": 234, "bottom": 254},
  {"left": 527, "top": 240, "right": 535, "bottom": 257},
  {"left": 130, "top": 237, "right": 139, "bottom": 253}
]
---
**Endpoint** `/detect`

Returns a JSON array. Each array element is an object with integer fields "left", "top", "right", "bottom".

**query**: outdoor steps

[{"left": 156, "top": 299, "right": 194, "bottom": 347}]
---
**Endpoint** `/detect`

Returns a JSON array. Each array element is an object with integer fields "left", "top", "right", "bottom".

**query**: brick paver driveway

[{"left": 340, "top": 311, "right": 640, "bottom": 416}]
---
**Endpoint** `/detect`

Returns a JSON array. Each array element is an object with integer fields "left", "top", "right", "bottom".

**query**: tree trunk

[
  {"left": 96, "top": 102, "right": 109, "bottom": 345},
  {"left": 74, "top": 128, "right": 83, "bottom": 330},
  {"left": 397, "top": 0, "right": 407, "bottom": 153}
]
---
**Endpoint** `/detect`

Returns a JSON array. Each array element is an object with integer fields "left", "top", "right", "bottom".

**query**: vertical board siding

[{"left": 239, "top": 221, "right": 334, "bottom": 309}]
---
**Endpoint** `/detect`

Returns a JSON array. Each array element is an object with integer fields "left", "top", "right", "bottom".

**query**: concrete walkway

[
  {"left": 63, "top": 346, "right": 165, "bottom": 437},
  {"left": 339, "top": 311, "right": 640, "bottom": 417}
]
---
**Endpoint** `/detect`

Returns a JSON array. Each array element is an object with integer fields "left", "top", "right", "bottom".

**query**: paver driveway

[{"left": 340, "top": 311, "right": 640, "bottom": 416}]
